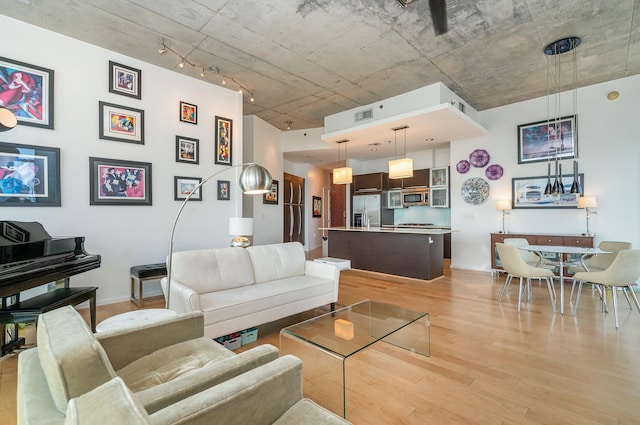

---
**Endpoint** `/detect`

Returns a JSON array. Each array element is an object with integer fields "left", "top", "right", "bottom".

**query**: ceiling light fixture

[
  {"left": 333, "top": 140, "right": 352, "bottom": 185},
  {"left": 396, "top": 0, "right": 418, "bottom": 8},
  {"left": 388, "top": 125, "right": 413, "bottom": 179},
  {"left": 286, "top": 121, "right": 293, "bottom": 130},
  {"left": 200, "top": 68, "right": 206, "bottom": 78},
  {"left": 158, "top": 45, "right": 167, "bottom": 55},
  {"left": 178, "top": 58, "right": 185, "bottom": 68}
]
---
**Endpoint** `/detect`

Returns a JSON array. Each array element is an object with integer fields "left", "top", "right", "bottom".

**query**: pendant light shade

[
  {"left": 239, "top": 164, "right": 272, "bottom": 194},
  {"left": 332, "top": 140, "right": 352, "bottom": 185},
  {"left": 389, "top": 125, "right": 413, "bottom": 179}
]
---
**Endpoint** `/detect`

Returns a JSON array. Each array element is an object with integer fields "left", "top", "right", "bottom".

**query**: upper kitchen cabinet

[
  {"left": 353, "top": 172, "right": 385, "bottom": 193},
  {"left": 430, "top": 167, "right": 449, "bottom": 208},
  {"left": 401, "top": 169, "right": 429, "bottom": 188}
]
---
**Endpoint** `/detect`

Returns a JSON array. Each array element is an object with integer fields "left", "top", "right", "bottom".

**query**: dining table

[{"left": 517, "top": 244, "right": 608, "bottom": 315}]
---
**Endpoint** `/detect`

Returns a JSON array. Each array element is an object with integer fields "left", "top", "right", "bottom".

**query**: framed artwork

[
  {"left": 214, "top": 116, "right": 232, "bottom": 165},
  {"left": 312, "top": 196, "right": 322, "bottom": 217},
  {"left": 217, "top": 180, "right": 230, "bottom": 200},
  {"left": 518, "top": 115, "right": 577, "bottom": 164},
  {"left": 0, "top": 56, "right": 54, "bottom": 129},
  {"left": 512, "top": 173, "right": 584, "bottom": 209},
  {"left": 108, "top": 61, "right": 141, "bottom": 99},
  {"left": 0, "top": 142, "right": 61, "bottom": 206},
  {"left": 89, "top": 157, "right": 152, "bottom": 205},
  {"left": 263, "top": 179, "right": 278, "bottom": 205},
  {"left": 98, "top": 101, "right": 145, "bottom": 144},
  {"left": 174, "top": 176, "right": 202, "bottom": 201},
  {"left": 175, "top": 136, "right": 199, "bottom": 164},
  {"left": 179, "top": 101, "right": 197, "bottom": 124}
]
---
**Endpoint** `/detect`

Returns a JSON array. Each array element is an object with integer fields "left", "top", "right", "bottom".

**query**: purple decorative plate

[
  {"left": 485, "top": 164, "right": 504, "bottom": 180},
  {"left": 456, "top": 160, "right": 470, "bottom": 174},
  {"left": 469, "top": 149, "right": 490, "bottom": 168}
]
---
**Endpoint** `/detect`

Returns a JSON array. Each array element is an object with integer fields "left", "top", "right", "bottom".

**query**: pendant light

[
  {"left": 388, "top": 125, "right": 413, "bottom": 179},
  {"left": 333, "top": 139, "right": 352, "bottom": 185}
]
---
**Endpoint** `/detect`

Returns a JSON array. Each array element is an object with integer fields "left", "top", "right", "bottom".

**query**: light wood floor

[{"left": 2, "top": 264, "right": 640, "bottom": 424}]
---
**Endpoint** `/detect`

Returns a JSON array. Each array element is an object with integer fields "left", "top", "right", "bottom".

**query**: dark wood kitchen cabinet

[
  {"left": 353, "top": 173, "right": 385, "bottom": 193},
  {"left": 385, "top": 168, "right": 429, "bottom": 190}
]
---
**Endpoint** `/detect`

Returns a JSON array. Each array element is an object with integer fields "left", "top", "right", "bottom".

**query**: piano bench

[
  {"left": 130, "top": 263, "right": 167, "bottom": 307},
  {"left": 0, "top": 286, "right": 97, "bottom": 356}
]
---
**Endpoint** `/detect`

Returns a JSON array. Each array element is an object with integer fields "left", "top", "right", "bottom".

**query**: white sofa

[{"left": 161, "top": 242, "right": 341, "bottom": 339}]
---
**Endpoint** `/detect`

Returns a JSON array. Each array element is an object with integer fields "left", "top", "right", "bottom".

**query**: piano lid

[{"left": 0, "top": 221, "right": 79, "bottom": 267}]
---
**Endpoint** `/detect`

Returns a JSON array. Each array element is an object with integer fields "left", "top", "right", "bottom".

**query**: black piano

[{"left": 0, "top": 221, "right": 101, "bottom": 355}]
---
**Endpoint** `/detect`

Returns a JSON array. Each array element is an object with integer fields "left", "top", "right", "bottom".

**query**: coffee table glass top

[{"left": 280, "top": 299, "right": 430, "bottom": 358}]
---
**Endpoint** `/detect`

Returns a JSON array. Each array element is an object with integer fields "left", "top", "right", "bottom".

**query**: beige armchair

[
  {"left": 64, "top": 356, "right": 351, "bottom": 425},
  {"left": 17, "top": 306, "right": 279, "bottom": 425},
  {"left": 496, "top": 243, "right": 556, "bottom": 312}
]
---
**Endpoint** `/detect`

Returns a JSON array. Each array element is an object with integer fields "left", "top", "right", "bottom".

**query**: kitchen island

[{"left": 323, "top": 226, "right": 450, "bottom": 280}]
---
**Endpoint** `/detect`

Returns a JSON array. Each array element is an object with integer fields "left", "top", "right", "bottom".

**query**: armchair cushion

[{"left": 247, "top": 242, "right": 306, "bottom": 283}]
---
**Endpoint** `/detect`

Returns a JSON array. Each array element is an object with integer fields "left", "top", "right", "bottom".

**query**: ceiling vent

[{"left": 355, "top": 108, "right": 373, "bottom": 122}]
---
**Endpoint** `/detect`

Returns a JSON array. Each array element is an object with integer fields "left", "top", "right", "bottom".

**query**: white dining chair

[{"left": 504, "top": 238, "right": 556, "bottom": 270}]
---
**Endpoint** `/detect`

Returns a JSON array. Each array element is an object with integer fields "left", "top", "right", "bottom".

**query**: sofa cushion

[
  {"left": 37, "top": 306, "right": 116, "bottom": 413},
  {"left": 199, "top": 275, "right": 333, "bottom": 328},
  {"left": 247, "top": 242, "right": 306, "bottom": 283},
  {"left": 171, "top": 247, "right": 255, "bottom": 294},
  {"left": 117, "top": 336, "right": 234, "bottom": 393}
]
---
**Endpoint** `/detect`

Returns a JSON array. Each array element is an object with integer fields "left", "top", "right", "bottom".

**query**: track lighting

[
  {"left": 222, "top": 77, "right": 226, "bottom": 85},
  {"left": 286, "top": 121, "right": 292, "bottom": 130},
  {"left": 158, "top": 45, "right": 167, "bottom": 55},
  {"left": 200, "top": 68, "right": 206, "bottom": 78},
  {"left": 178, "top": 59, "right": 185, "bottom": 68},
  {"left": 250, "top": 94, "right": 255, "bottom": 102}
]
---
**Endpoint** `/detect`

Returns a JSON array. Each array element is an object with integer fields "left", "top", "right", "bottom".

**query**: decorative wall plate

[
  {"left": 456, "top": 160, "right": 470, "bottom": 173},
  {"left": 461, "top": 177, "right": 490, "bottom": 205},
  {"left": 485, "top": 164, "right": 504, "bottom": 180},
  {"left": 469, "top": 149, "right": 490, "bottom": 168}
]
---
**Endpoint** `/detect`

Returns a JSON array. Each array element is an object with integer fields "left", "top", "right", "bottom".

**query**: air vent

[{"left": 355, "top": 108, "right": 373, "bottom": 122}]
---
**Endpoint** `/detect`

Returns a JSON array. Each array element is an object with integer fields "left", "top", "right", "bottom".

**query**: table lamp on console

[{"left": 577, "top": 196, "right": 597, "bottom": 237}]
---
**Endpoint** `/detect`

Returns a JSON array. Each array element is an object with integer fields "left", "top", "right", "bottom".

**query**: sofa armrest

[
  {"left": 17, "top": 348, "right": 66, "bottom": 425},
  {"left": 160, "top": 277, "right": 201, "bottom": 313},
  {"left": 149, "top": 355, "right": 304, "bottom": 425},
  {"left": 305, "top": 260, "right": 341, "bottom": 299},
  {"left": 96, "top": 311, "right": 204, "bottom": 370},
  {"left": 137, "top": 344, "right": 280, "bottom": 414}
]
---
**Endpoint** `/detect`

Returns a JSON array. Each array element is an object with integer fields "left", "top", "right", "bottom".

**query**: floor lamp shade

[
  {"left": 388, "top": 157, "right": 414, "bottom": 179},
  {"left": 240, "top": 164, "right": 272, "bottom": 194},
  {"left": 333, "top": 166, "right": 352, "bottom": 184}
]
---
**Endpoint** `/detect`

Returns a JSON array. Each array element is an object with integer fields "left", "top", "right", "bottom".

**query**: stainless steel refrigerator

[{"left": 352, "top": 194, "right": 381, "bottom": 227}]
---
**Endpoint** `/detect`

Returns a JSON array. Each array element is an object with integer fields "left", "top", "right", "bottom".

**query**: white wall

[
  {"left": 1, "top": 15, "right": 245, "bottom": 304},
  {"left": 451, "top": 74, "right": 640, "bottom": 271}
]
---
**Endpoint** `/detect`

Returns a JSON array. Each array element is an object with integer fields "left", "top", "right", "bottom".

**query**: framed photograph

[
  {"left": 518, "top": 115, "right": 577, "bottom": 164},
  {"left": 214, "top": 116, "right": 232, "bottom": 165},
  {"left": 0, "top": 142, "right": 60, "bottom": 206},
  {"left": 217, "top": 180, "right": 230, "bottom": 201},
  {"left": 98, "top": 101, "right": 145, "bottom": 144},
  {"left": 175, "top": 136, "right": 199, "bottom": 164},
  {"left": 179, "top": 101, "right": 197, "bottom": 124},
  {"left": 174, "top": 176, "right": 202, "bottom": 201},
  {"left": 263, "top": 179, "right": 278, "bottom": 205},
  {"left": 312, "top": 196, "right": 322, "bottom": 217},
  {"left": 89, "top": 157, "right": 152, "bottom": 205},
  {"left": 108, "top": 61, "right": 141, "bottom": 99},
  {"left": 512, "top": 173, "right": 584, "bottom": 209},
  {"left": 0, "top": 56, "right": 54, "bottom": 129}
]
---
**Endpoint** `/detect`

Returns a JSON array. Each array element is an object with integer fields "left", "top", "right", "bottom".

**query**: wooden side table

[{"left": 130, "top": 263, "right": 167, "bottom": 307}]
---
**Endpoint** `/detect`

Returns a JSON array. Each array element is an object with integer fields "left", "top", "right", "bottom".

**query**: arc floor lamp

[{"left": 165, "top": 162, "right": 272, "bottom": 309}]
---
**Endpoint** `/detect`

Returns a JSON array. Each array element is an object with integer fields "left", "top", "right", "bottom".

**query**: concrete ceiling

[{"left": 2, "top": 0, "right": 639, "bottom": 167}]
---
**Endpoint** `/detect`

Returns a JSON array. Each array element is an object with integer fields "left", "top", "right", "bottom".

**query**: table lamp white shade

[
  {"left": 229, "top": 217, "right": 253, "bottom": 236},
  {"left": 496, "top": 200, "right": 511, "bottom": 211},
  {"left": 577, "top": 196, "right": 597, "bottom": 209}
]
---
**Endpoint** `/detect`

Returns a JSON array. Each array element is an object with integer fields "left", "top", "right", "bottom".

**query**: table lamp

[
  {"left": 577, "top": 196, "right": 597, "bottom": 236},
  {"left": 229, "top": 217, "right": 253, "bottom": 247},
  {"left": 496, "top": 200, "right": 511, "bottom": 233}
]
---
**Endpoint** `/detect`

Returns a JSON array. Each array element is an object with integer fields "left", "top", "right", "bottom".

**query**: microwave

[{"left": 402, "top": 188, "right": 429, "bottom": 207}]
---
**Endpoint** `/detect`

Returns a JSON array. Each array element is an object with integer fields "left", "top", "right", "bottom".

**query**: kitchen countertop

[{"left": 321, "top": 226, "right": 451, "bottom": 235}]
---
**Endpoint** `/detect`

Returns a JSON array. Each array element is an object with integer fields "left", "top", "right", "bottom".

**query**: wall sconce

[
  {"left": 334, "top": 319, "right": 354, "bottom": 340},
  {"left": 496, "top": 200, "right": 511, "bottom": 234},
  {"left": 577, "top": 196, "right": 597, "bottom": 236}
]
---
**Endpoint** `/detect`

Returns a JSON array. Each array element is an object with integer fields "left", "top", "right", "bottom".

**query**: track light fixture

[
  {"left": 200, "top": 68, "right": 206, "bottom": 78},
  {"left": 158, "top": 45, "right": 167, "bottom": 55},
  {"left": 178, "top": 59, "right": 185, "bottom": 68},
  {"left": 286, "top": 121, "right": 293, "bottom": 130}
]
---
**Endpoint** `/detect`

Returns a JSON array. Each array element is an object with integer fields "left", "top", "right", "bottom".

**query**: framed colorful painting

[
  {"left": 0, "top": 142, "right": 60, "bottom": 206},
  {"left": 179, "top": 101, "right": 197, "bottom": 124},
  {"left": 89, "top": 157, "right": 152, "bottom": 205},
  {"left": 175, "top": 136, "right": 199, "bottom": 164},
  {"left": 0, "top": 56, "right": 54, "bottom": 129},
  {"left": 98, "top": 101, "right": 145, "bottom": 144},
  {"left": 217, "top": 180, "right": 230, "bottom": 200},
  {"left": 517, "top": 115, "right": 577, "bottom": 164},
  {"left": 214, "top": 116, "right": 232, "bottom": 165},
  {"left": 511, "top": 173, "right": 584, "bottom": 209},
  {"left": 263, "top": 179, "right": 278, "bottom": 205},
  {"left": 174, "top": 176, "right": 202, "bottom": 201},
  {"left": 108, "top": 61, "right": 141, "bottom": 99}
]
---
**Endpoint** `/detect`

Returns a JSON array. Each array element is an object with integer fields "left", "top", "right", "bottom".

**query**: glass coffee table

[{"left": 280, "top": 300, "right": 430, "bottom": 418}]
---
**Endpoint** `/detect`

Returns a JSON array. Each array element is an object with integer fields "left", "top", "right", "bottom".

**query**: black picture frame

[
  {"left": 0, "top": 141, "right": 61, "bottom": 206},
  {"left": 174, "top": 176, "right": 202, "bottom": 201},
  {"left": 98, "top": 101, "right": 145, "bottom": 144},
  {"left": 0, "top": 56, "right": 54, "bottom": 129},
  {"left": 175, "top": 136, "right": 199, "bottom": 164},
  {"left": 263, "top": 179, "right": 278, "bottom": 205},
  {"left": 179, "top": 101, "right": 197, "bottom": 124},
  {"left": 214, "top": 116, "right": 232, "bottom": 165},
  {"left": 89, "top": 157, "right": 152, "bottom": 205},
  {"left": 108, "top": 61, "right": 141, "bottom": 99},
  {"left": 217, "top": 180, "right": 230, "bottom": 200},
  {"left": 517, "top": 115, "right": 577, "bottom": 164},
  {"left": 312, "top": 196, "right": 322, "bottom": 217},
  {"left": 512, "top": 173, "right": 584, "bottom": 209}
]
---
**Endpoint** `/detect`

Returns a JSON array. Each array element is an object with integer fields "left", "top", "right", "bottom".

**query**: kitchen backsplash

[{"left": 394, "top": 206, "right": 451, "bottom": 227}]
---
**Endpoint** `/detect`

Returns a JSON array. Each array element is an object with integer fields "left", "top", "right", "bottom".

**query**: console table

[{"left": 490, "top": 233, "right": 594, "bottom": 274}]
